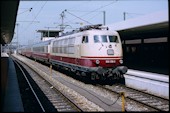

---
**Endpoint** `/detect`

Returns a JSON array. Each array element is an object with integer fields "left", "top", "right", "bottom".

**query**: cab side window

[{"left": 82, "top": 36, "right": 88, "bottom": 43}]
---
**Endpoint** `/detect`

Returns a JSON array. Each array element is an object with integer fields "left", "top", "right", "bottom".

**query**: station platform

[{"left": 1, "top": 53, "right": 24, "bottom": 112}]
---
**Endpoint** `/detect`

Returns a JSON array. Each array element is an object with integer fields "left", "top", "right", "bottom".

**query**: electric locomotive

[{"left": 49, "top": 24, "right": 128, "bottom": 81}]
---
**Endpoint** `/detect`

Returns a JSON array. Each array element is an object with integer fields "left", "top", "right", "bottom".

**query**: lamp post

[
  {"left": 103, "top": 11, "right": 106, "bottom": 25},
  {"left": 123, "top": 12, "right": 126, "bottom": 21},
  {"left": 16, "top": 23, "right": 19, "bottom": 49}
]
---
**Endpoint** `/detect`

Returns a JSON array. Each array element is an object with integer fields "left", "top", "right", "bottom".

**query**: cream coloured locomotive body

[{"left": 49, "top": 28, "right": 127, "bottom": 81}]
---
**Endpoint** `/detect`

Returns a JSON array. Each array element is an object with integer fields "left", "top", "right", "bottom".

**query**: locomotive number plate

[{"left": 105, "top": 60, "right": 116, "bottom": 63}]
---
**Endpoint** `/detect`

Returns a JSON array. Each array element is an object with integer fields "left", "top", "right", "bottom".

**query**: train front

[{"left": 81, "top": 29, "right": 128, "bottom": 83}]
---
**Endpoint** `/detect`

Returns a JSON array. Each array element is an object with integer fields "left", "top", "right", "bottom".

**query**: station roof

[
  {"left": 106, "top": 10, "right": 169, "bottom": 40},
  {"left": 1, "top": 1, "right": 19, "bottom": 45}
]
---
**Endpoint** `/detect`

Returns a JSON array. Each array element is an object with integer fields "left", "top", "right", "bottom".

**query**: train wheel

[
  {"left": 90, "top": 72, "right": 96, "bottom": 80},
  {"left": 76, "top": 71, "right": 81, "bottom": 76},
  {"left": 90, "top": 72, "right": 97, "bottom": 84},
  {"left": 81, "top": 72, "right": 86, "bottom": 77}
]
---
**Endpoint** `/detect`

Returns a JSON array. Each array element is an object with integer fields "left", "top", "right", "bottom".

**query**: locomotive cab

[
  {"left": 80, "top": 29, "right": 128, "bottom": 81},
  {"left": 81, "top": 30, "right": 123, "bottom": 67}
]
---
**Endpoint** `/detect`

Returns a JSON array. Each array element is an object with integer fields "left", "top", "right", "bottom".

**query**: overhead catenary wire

[
  {"left": 64, "top": 10, "right": 93, "bottom": 25},
  {"left": 69, "top": 0, "right": 117, "bottom": 18},
  {"left": 28, "top": 1, "right": 47, "bottom": 26},
  {"left": 87, "top": 11, "right": 103, "bottom": 21},
  {"left": 123, "top": 12, "right": 144, "bottom": 20},
  {"left": 66, "top": 10, "right": 105, "bottom": 25},
  {"left": 17, "top": 8, "right": 33, "bottom": 15},
  {"left": 81, "top": 0, "right": 117, "bottom": 16},
  {"left": 20, "top": 1, "right": 47, "bottom": 33},
  {"left": 63, "top": 0, "right": 118, "bottom": 26},
  {"left": 30, "top": 10, "right": 39, "bottom": 22}
]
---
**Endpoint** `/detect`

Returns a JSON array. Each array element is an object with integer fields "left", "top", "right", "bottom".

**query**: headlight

[
  {"left": 96, "top": 60, "right": 100, "bottom": 64},
  {"left": 119, "top": 59, "right": 123, "bottom": 64}
]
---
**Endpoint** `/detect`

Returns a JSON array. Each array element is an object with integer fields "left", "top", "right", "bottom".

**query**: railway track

[
  {"left": 11, "top": 56, "right": 82, "bottom": 112},
  {"left": 97, "top": 84, "right": 169, "bottom": 111},
  {"left": 12, "top": 54, "right": 169, "bottom": 111},
  {"left": 12, "top": 57, "right": 46, "bottom": 112}
]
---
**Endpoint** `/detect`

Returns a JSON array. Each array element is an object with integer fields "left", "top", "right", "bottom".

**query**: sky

[{"left": 12, "top": 0, "right": 168, "bottom": 45}]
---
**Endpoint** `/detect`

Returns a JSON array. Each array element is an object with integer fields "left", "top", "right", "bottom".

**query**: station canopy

[{"left": 106, "top": 10, "right": 168, "bottom": 40}]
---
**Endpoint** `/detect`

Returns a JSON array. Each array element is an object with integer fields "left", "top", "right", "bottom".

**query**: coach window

[{"left": 82, "top": 36, "right": 88, "bottom": 43}]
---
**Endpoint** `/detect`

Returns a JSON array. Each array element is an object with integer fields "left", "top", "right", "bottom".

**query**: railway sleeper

[
  {"left": 149, "top": 102, "right": 163, "bottom": 106},
  {"left": 157, "top": 105, "right": 169, "bottom": 109},
  {"left": 142, "top": 99, "right": 158, "bottom": 103}
]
